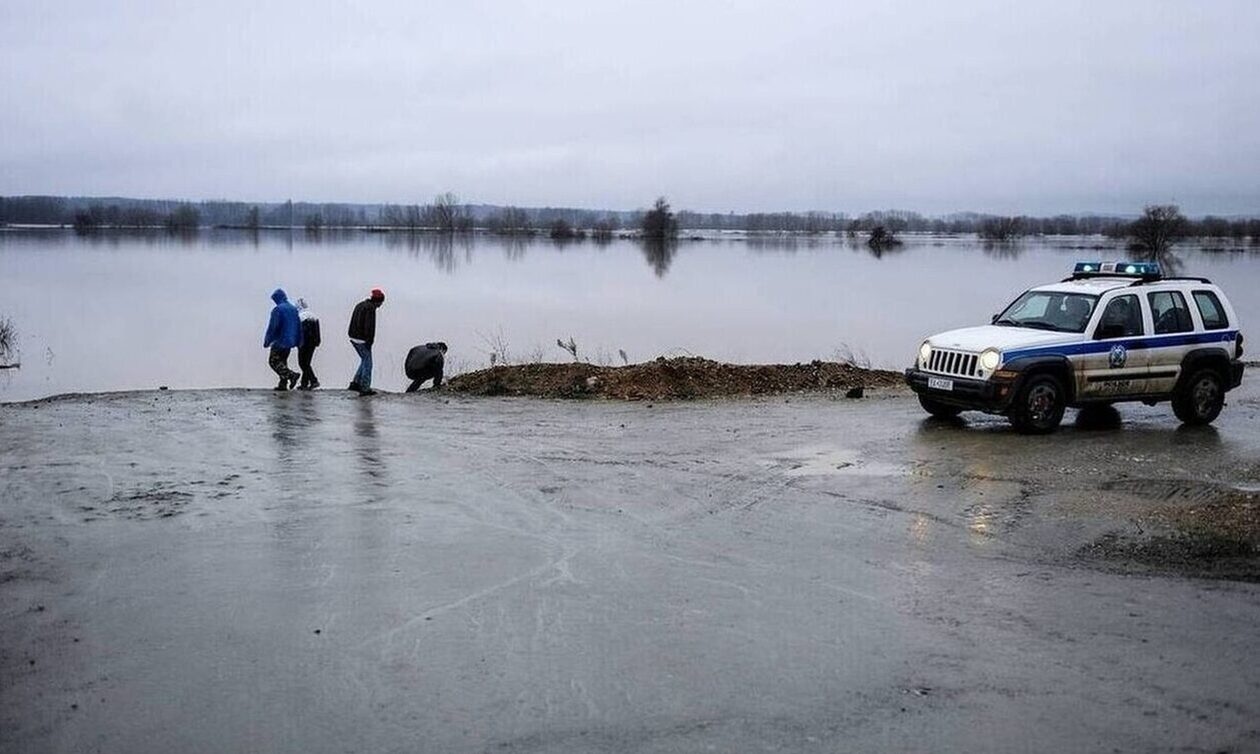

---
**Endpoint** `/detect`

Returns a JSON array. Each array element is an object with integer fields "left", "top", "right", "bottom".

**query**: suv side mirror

[
  {"left": 1095, "top": 323, "right": 1125, "bottom": 340},
  {"left": 990, "top": 313, "right": 1000, "bottom": 324}
]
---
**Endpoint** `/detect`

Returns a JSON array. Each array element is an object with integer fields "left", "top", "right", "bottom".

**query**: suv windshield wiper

[{"left": 1014, "top": 320, "right": 1063, "bottom": 332}]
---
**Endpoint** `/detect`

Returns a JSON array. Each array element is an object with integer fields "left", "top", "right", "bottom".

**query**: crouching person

[{"left": 405, "top": 342, "right": 447, "bottom": 392}]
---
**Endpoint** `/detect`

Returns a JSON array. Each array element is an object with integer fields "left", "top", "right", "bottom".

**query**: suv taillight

[{"left": 1238, "top": 333, "right": 1245, "bottom": 360}]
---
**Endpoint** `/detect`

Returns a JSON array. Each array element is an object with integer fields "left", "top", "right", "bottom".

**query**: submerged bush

[{"left": 549, "top": 219, "right": 573, "bottom": 239}]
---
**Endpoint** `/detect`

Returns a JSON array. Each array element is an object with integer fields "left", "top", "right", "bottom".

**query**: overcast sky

[{"left": 2, "top": 1, "right": 1258, "bottom": 215}]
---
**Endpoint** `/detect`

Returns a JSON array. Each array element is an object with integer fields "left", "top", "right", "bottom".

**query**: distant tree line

[{"left": 2, "top": 195, "right": 1258, "bottom": 242}]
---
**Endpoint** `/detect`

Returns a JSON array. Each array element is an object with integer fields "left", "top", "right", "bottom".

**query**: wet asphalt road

[{"left": 2, "top": 385, "right": 1259, "bottom": 753}]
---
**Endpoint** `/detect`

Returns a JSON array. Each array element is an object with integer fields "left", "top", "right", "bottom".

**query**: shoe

[
  {"left": 357, "top": 388, "right": 377, "bottom": 396},
  {"left": 273, "top": 382, "right": 287, "bottom": 391},
  {"left": 348, "top": 381, "right": 361, "bottom": 392},
  {"left": 287, "top": 373, "right": 299, "bottom": 390},
  {"left": 309, "top": 379, "right": 320, "bottom": 390}
]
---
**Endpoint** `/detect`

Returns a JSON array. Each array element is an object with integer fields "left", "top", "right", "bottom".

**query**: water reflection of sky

[{"left": 0, "top": 230, "right": 1256, "bottom": 401}]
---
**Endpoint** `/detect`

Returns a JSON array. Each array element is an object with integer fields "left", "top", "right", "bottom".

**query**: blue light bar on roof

[{"left": 1073, "top": 261, "right": 1162, "bottom": 278}]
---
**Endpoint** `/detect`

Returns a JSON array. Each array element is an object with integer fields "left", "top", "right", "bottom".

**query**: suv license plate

[{"left": 928, "top": 377, "right": 954, "bottom": 392}]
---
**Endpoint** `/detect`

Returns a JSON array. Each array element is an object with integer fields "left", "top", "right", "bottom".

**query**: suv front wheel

[
  {"left": 1008, "top": 374, "right": 1066, "bottom": 434},
  {"left": 1172, "top": 368, "right": 1225, "bottom": 425}
]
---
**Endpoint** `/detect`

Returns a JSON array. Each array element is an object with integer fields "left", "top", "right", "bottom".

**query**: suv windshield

[{"left": 995, "top": 290, "right": 1099, "bottom": 333}]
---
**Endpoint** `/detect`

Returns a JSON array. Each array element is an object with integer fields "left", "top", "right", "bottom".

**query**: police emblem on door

[{"left": 1108, "top": 344, "right": 1127, "bottom": 369}]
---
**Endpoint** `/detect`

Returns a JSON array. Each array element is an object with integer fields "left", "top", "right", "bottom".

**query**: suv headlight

[
  {"left": 918, "top": 341, "right": 932, "bottom": 366},
  {"left": 979, "top": 348, "right": 1001, "bottom": 371}
]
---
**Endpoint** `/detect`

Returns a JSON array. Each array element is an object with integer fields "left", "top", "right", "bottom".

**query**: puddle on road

[{"left": 767, "top": 446, "right": 907, "bottom": 478}]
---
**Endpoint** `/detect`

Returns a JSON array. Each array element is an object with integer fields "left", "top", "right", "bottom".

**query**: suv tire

[
  {"left": 1172, "top": 368, "right": 1225, "bottom": 425},
  {"left": 1008, "top": 374, "right": 1066, "bottom": 434},
  {"left": 919, "top": 395, "right": 963, "bottom": 419}
]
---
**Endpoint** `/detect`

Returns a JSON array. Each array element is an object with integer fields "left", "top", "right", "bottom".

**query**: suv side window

[
  {"left": 1193, "top": 291, "right": 1229, "bottom": 330},
  {"left": 1094, "top": 294, "right": 1144, "bottom": 339},
  {"left": 1148, "top": 290, "right": 1194, "bottom": 334}
]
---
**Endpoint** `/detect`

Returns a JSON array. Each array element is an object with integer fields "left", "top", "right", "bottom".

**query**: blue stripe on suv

[{"left": 1003, "top": 330, "right": 1238, "bottom": 362}]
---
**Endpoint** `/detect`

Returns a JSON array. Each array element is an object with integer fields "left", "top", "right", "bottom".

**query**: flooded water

[{"left": 1, "top": 229, "right": 1256, "bottom": 401}]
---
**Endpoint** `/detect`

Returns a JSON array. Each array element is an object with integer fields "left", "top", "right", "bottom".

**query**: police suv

[{"left": 905, "top": 262, "right": 1246, "bottom": 434}]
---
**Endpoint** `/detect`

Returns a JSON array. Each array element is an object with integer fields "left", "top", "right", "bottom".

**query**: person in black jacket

[
  {"left": 404, "top": 342, "right": 447, "bottom": 392},
  {"left": 296, "top": 298, "right": 322, "bottom": 390},
  {"left": 347, "top": 288, "right": 385, "bottom": 395}
]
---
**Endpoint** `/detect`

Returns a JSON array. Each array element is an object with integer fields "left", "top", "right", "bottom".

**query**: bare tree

[
  {"left": 1129, "top": 204, "right": 1188, "bottom": 255},
  {"left": 478, "top": 328, "right": 512, "bottom": 366},
  {"left": 487, "top": 206, "right": 533, "bottom": 235},
  {"left": 404, "top": 204, "right": 423, "bottom": 231},
  {"left": 641, "top": 197, "right": 678, "bottom": 239},
  {"left": 379, "top": 204, "right": 404, "bottom": 228},
  {"left": 978, "top": 216, "right": 1025, "bottom": 241},
  {"left": 424, "top": 192, "right": 466, "bottom": 232},
  {"left": 0, "top": 316, "right": 17, "bottom": 368},
  {"left": 556, "top": 337, "right": 580, "bottom": 362},
  {"left": 592, "top": 216, "right": 617, "bottom": 242},
  {"left": 504, "top": 208, "right": 532, "bottom": 234}
]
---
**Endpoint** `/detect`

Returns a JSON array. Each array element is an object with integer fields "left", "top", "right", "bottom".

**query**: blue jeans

[{"left": 351, "top": 341, "right": 372, "bottom": 388}]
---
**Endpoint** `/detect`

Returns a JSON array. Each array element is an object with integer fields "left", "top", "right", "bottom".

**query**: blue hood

[{"left": 264, "top": 289, "right": 302, "bottom": 349}]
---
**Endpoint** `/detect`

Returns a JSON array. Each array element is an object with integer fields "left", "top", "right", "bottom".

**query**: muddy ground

[{"left": 2, "top": 381, "right": 1260, "bottom": 753}]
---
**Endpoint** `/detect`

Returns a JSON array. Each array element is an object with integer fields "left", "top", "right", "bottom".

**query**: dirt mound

[
  {"left": 445, "top": 357, "right": 903, "bottom": 400},
  {"left": 1080, "top": 486, "right": 1260, "bottom": 581}
]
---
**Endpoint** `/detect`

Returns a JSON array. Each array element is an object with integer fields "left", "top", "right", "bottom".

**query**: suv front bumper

[{"left": 904, "top": 368, "right": 1017, "bottom": 413}]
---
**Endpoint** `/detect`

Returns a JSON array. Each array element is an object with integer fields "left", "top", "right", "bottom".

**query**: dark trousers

[
  {"left": 298, "top": 344, "right": 318, "bottom": 387},
  {"left": 405, "top": 364, "right": 443, "bottom": 392},
  {"left": 269, "top": 347, "right": 298, "bottom": 384}
]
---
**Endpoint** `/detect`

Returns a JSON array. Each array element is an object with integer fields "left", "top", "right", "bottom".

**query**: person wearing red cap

[{"left": 347, "top": 288, "right": 385, "bottom": 395}]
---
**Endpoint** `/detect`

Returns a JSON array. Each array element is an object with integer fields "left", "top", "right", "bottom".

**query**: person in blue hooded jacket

[{"left": 263, "top": 288, "right": 302, "bottom": 390}]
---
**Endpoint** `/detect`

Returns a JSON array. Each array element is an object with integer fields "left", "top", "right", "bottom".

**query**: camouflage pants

[{"left": 269, "top": 347, "right": 298, "bottom": 383}]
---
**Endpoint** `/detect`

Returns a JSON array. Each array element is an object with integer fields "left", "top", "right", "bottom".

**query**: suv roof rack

[{"left": 1127, "top": 276, "right": 1213, "bottom": 287}]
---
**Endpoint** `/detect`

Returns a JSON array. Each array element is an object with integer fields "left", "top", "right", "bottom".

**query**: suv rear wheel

[
  {"left": 1008, "top": 374, "right": 1066, "bottom": 434},
  {"left": 918, "top": 395, "right": 963, "bottom": 419},
  {"left": 1172, "top": 368, "right": 1225, "bottom": 425}
]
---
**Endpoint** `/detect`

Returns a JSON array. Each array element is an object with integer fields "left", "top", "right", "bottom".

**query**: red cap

[{"left": 370, "top": 288, "right": 385, "bottom": 300}]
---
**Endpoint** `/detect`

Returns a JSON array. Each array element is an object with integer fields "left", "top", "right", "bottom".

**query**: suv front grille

[{"left": 926, "top": 349, "right": 980, "bottom": 378}]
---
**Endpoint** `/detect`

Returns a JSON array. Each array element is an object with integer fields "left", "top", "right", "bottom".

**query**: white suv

[{"left": 905, "top": 262, "right": 1246, "bottom": 433}]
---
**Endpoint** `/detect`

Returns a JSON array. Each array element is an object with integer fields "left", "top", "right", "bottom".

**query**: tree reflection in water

[
  {"left": 640, "top": 238, "right": 677, "bottom": 278},
  {"left": 383, "top": 231, "right": 472, "bottom": 273},
  {"left": 981, "top": 240, "right": 1024, "bottom": 260}
]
